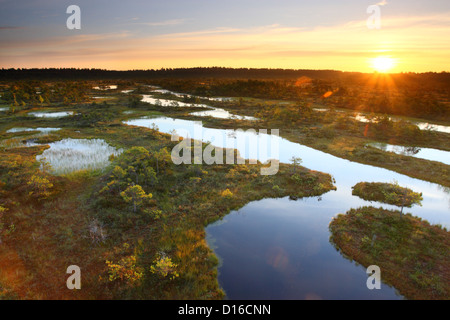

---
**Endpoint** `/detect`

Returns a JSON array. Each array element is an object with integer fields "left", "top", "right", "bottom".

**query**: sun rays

[{"left": 371, "top": 56, "right": 397, "bottom": 73}]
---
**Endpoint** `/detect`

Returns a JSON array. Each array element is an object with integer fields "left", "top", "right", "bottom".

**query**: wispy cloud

[
  {"left": 0, "top": 26, "right": 23, "bottom": 30},
  {"left": 2, "top": 13, "right": 450, "bottom": 72},
  {"left": 139, "top": 19, "right": 186, "bottom": 27},
  {"left": 156, "top": 27, "right": 241, "bottom": 39}
]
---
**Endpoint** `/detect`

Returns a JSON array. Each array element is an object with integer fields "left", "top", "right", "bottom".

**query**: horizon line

[{"left": 1, "top": 67, "right": 449, "bottom": 75}]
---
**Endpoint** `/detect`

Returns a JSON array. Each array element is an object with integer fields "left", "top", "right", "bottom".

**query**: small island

[
  {"left": 352, "top": 181, "right": 423, "bottom": 213},
  {"left": 330, "top": 181, "right": 449, "bottom": 300}
]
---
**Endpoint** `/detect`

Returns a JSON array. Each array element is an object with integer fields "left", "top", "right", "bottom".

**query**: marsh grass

[
  {"left": 352, "top": 182, "right": 423, "bottom": 211},
  {"left": 86, "top": 123, "right": 335, "bottom": 299},
  {"left": 330, "top": 206, "right": 450, "bottom": 300},
  {"left": 36, "top": 138, "right": 123, "bottom": 175},
  {"left": 1, "top": 103, "right": 335, "bottom": 299},
  {"left": 158, "top": 98, "right": 449, "bottom": 187},
  {"left": 0, "top": 81, "right": 447, "bottom": 300}
]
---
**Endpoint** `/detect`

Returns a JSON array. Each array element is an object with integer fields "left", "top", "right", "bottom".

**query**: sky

[{"left": 1, "top": 0, "right": 449, "bottom": 73}]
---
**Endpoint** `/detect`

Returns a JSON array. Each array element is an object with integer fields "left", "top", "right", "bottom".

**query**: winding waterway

[{"left": 124, "top": 115, "right": 449, "bottom": 300}]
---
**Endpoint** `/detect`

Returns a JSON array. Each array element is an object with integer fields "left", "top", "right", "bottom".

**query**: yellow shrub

[{"left": 221, "top": 189, "right": 233, "bottom": 199}]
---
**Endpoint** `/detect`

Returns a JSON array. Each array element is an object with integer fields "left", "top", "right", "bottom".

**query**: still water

[
  {"left": 141, "top": 92, "right": 253, "bottom": 120},
  {"left": 28, "top": 111, "right": 74, "bottom": 118},
  {"left": 369, "top": 142, "right": 450, "bottom": 166},
  {"left": 190, "top": 108, "right": 258, "bottom": 121},
  {"left": 354, "top": 113, "right": 450, "bottom": 134},
  {"left": 125, "top": 116, "right": 450, "bottom": 300},
  {"left": 207, "top": 195, "right": 401, "bottom": 300}
]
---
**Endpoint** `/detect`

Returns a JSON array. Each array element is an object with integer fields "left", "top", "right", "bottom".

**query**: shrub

[
  {"left": 150, "top": 254, "right": 179, "bottom": 280},
  {"left": 120, "top": 184, "right": 153, "bottom": 213},
  {"left": 106, "top": 255, "right": 144, "bottom": 285},
  {"left": 352, "top": 181, "right": 423, "bottom": 213},
  {"left": 221, "top": 189, "right": 233, "bottom": 199},
  {"left": 27, "top": 174, "right": 54, "bottom": 200},
  {"left": 318, "top": 125, "right": 336, "bottom": 139}
]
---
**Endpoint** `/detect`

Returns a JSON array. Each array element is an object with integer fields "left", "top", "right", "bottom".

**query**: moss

[
  {"left": 329, "top": 207, "right": 450, "bottom": 300},
  {"left": 0, "top": 105, "right": 335, "bottom": 300},
  {"left": 95, "top": 142, "right": 335, "bottom": 299},
  {"left": 352, "top": 182, "right": 423, "bottom": 209},
  {"left": 1, "top": 79, "right": 447, "bottom": 300}
]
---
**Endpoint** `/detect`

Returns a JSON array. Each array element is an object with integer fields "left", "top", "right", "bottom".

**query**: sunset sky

[{"left": 1, "top": 0, "right": 449, "bottom": 73}]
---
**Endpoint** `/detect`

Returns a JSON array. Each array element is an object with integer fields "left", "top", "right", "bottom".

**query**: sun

[{"left": 371, "top": 56, "right": 396, "bottom": 73}]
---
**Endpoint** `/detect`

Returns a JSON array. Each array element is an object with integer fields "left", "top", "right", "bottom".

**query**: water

[
  {"left": 36, "top": 138, "right": 123, "bottom": 174},
  {"left": 190, "top": 108, "right": 258, "bottom": 121},
  {"left": 354, "top": 113, "right": 450, "bottom": 134},
  {"left": 124, "top": 116, "right": 450, "bottom": 226},
  {"left": 151, "top": 89, "right": 175, "bottom": 95},
  {"left": 93, "top": 85, "right": 118, "bottom": 90},
  {"left": 141, "top": 94, "right": 257, "bottom": 120},
  {"left": 353, "top": 114, "right": 376, "bottom": 123},
  {"left": 7, "top": 127, "right": 61, "bottom": 134},
  {"left": 0, "top": 107, "right": 9, "bottom": 112},
  {"left": 369, "top": 142, "right": 450, "bottom": 165},
  {"left": 151, "top": 88, "right": 234, "bottom": 102},
  {"left": 207, "top": 196, "right": 402, "bottom": 300},
  {"left": 416, "top": 123, "right": 450, "bottom": 134},
  {"left": 29, "top": 111, "right": 74, "bottom": 118},
  {"left": 150, "top": 88, "right": 449, "bottom": 131},
  {"left": 0, "top": 134, "right": 45, "bottom": 149},
  {"left": 124, "top": 116, "right": 450, "bottom": 300},
  {"left": 1, "top": 127, "right": 61, "bottom": 149},
  {"left": 92, "top": 96, "right": 113, "bottom": 99},
  {"left": 141, "top": 95, "right": 211, "bottom": 108},
  {"left": 208, "top": 97, "right": 234, "bottom": 102}
]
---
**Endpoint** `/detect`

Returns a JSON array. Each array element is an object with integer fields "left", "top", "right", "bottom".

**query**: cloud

[
  {"left": 139, "top": 19, "right": 186, "bottom": 27},
  {"left": 2, "top": 12, "right": 450, "bottom": 72},
  {"left": 2, "top": 30, "right": 131, "bottom": 49},
  {"left": 155, "top": 27, "right": 241, "bottom": 39},
  {"left": 0, "top": 26, "right": 22, "bottom": 30}
]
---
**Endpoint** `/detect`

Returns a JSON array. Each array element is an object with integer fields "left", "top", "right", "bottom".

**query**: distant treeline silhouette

[
  {"left": 1, "top": 67, "right": 449, "bottom": 90},
  {"left": 0, "top": 67, "right": 346, "bottom": 80}
]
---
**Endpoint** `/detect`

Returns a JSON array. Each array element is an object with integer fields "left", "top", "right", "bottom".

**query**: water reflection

[
  {"left": 7, "top": 127, "right": 61, "bottom": 133},
  {"left": 124, "top": 116, "right": 450, "bottom": 226},
  {"left": 369, "top": 142, "right": 450, "bottom": 165},
  {"left": 151, "top": 88, "right": 233, "bottom": 102},
  {"left": 125, "top": 115, "right": 450, "bottom": 299},
  {"left": 29, "top": 111, "right": 74, "bottom": 118},
  {"left": 417, "top": 122, "right": 450, "bottom": 134},
  {"left": 1, "top": 134, "right": 45, "bottom": 149},
  {"left": 190, "top": 108, "right": 258, "bottom": 121},
  {"left": 142, "top": 91, "right": 253, "bottom": 120},
  {"left": 141, "top": 95, "right": 211, "bottom": 108},
  {"left": 1, "top": 128, "right": 61, "bottom": 149},
  {"left": 206, "top": 196, "right": 402, "bottom": 300},
  {"left": 93, "top": 85, "right": 118, "bottom": 90},
  {"left": 354, "top": 113, "right": 450, "bottom": 134}
]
